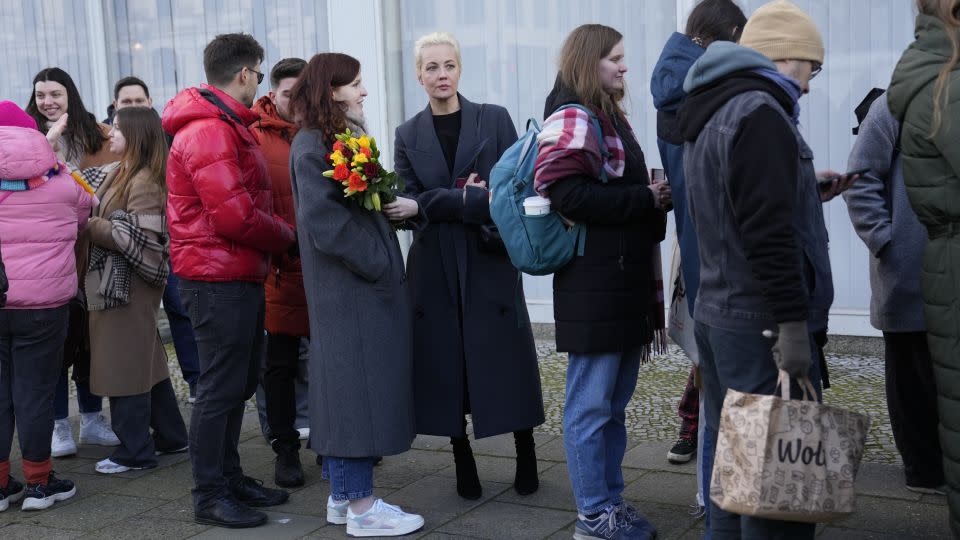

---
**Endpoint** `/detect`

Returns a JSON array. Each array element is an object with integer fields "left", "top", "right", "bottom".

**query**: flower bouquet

[{"left": 322, "top": 130, "right": 404, "bottom": 212}]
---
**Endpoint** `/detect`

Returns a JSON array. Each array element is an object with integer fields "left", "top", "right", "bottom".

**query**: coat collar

[{"left": 413, "top": 93, "right": 487, "bottom": 180}]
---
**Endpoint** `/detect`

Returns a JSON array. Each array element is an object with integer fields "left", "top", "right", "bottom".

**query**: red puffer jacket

[
  {"left": 251, "top": 96, "right": 308, "bottom": 336},
  {"left": 162, "top": 84, "right": 294, "bottom": 282}
]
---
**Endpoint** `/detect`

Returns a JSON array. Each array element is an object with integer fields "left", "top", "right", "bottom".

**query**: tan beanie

[{"left": 740, "top": 0, "right": 824, "bottom": 64}]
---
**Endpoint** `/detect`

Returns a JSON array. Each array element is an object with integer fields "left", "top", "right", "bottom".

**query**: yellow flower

[
  {"left": 330, "top": 150, "right": 346, "bottom": 166},
  {"left": 357, "top": 135, "right": 371, "bottom": 149},
  {"left": 353, "top": 152, "right": 369, "bottom": 164},
  {"left": 346, "top": 138, "right": 360, "bottom": 152}
]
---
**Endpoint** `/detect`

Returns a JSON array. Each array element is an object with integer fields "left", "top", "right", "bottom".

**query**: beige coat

[{"left": 87, "top": 167, "right": 169, "bottom": 397}]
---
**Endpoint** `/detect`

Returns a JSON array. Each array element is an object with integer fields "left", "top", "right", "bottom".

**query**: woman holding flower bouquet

[
  {"left": 288, "top": 52, "right": 424, "bottom": 538},
  {"left": 391, "top": 32, "right": 544, "bottom": 502}
]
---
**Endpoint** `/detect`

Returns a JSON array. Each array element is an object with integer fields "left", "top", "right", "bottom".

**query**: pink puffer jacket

[{"left": 0, "top": 126, "right": 95, "bottom": 309}]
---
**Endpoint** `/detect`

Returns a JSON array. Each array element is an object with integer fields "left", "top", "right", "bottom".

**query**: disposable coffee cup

[{"left": 523, "top": 196, "right": 551, "bottom": 216}]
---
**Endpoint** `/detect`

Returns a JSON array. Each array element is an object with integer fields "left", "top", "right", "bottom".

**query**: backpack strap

[{"left": 554, "top": 104, "right": 609, "bottom": 182}]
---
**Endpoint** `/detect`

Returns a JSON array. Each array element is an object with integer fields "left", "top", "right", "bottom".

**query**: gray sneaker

[{"left": 574, "top": 506, "right": 633, "bottom": 540}]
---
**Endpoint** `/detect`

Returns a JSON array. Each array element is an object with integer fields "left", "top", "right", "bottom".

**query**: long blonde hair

[
  {"left": 557, "top": 24, "right": 626, "bottom": 117},
  {"left": 917, "top": 0, "right": 960, "bottom": 135}
]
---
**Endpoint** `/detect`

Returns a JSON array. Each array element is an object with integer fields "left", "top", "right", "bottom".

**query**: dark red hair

[{"left": 290, "top": 53, "right": 361, "bottom": 145}]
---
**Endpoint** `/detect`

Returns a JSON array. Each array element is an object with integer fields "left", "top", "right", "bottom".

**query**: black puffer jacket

[{"left": 543, "top": 81, "right": 666, "bottom": 353}]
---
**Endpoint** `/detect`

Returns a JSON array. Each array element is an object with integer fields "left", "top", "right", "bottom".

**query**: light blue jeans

[
  {"left": 322, "top": 456, "right": 376, "bottom": 501},
  {"left": 563, "top": 349, "right": 642, "bottom": 515}
]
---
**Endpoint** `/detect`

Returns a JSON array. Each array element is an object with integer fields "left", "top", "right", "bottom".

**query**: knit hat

[
  {"left": 0, "top": 101, "right": 38, "bottom": 130},
  {"left": 740, "top": 0, "right": 824, "bottom": 64}
]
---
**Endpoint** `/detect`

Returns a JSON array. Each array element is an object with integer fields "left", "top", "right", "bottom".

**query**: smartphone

[
  {"left": 818, "top": 167, "right": 869, "bottom": 186},
  {"left": 651, "top": 168, "right": 667, "bottom": 184}
]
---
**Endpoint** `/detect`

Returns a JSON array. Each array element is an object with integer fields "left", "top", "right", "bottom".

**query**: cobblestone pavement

[{"left": 21, "top": 340, "right": 946, "bottom": 539}]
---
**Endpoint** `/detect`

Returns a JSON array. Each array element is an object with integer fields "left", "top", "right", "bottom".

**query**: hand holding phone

[{"left": 817, "top": 167, "right": 869, "bottom": 187}]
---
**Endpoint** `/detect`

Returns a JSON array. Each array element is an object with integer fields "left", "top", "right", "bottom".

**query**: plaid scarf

[
  {"left": 534, "top": 105, "right": 666, "bottom": 361},
  {"left": 85, "top": 209, "right": 169, "bottom": 311}
]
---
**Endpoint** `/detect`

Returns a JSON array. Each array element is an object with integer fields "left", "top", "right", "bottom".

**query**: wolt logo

[{"left": 777, "top": 438, "right": 826, "bottom": 466}]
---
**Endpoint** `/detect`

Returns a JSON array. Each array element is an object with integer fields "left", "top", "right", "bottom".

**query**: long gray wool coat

[
  {"left": 290, "top": 128, "right": 415, "bottom": 457},
  {"left": 844, "top": 96, "right": 926, "bottom": 333},
  {"left": 394, "top": 95, "right": 545, "bottom": 438}
]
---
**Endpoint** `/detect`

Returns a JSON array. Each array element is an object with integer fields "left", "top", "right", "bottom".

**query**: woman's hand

[
  {"left": 817, "top": 169, "right": 859, "bottom": 202},
  {"left": 46, "top": 113, "right": 68, "bottom": 150},
  {"left": 383, "top": 196, "right": 419, "bottom": 221},
  {"left": 648, "top": 181, "right": 672, "bottom": 210},
  {"left": 462, "top": 173, "right": 487, "bottom": 203}
]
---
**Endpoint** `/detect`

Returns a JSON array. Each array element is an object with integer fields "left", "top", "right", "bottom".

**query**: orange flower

[
  {"left": 359, "top": 147, "right": 372, "bottom": 158},
  {"left": 332, "top": 163, "right": 349, "bottom": 181},
  {"left": 348, "top": 172, "right": 367, "bottom": 192}
]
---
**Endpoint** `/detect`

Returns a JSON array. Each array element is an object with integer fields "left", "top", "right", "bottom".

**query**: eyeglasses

[
  {"left": 810, "top": 62, "right": 823, "bottom": 80},
  {"left": 236, "top": 66, "right": 265, "bottom": 85}
]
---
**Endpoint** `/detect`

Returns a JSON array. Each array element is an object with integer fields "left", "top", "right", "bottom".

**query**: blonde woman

[
  {"left": 888, "top": 0, "right": 960, "bottom": 534},
  {"left": 392, "top": 32, "right": 544, "bottom": 501}
]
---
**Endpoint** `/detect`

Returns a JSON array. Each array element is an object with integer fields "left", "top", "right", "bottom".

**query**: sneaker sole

[
  {"left": 0, "top": 489, "right": 24, "bottom": 512},
  {"left": 346, "top": 518, "right": 424, "bottom": 537},
  {"left": 78, "top": 437, "right": 121, "bottom": 447},
  {"left": 51, "top": 447, "right": 78, "bottom": 458},
  {"left": 21, "top": 486, "right": 76, "bottom": 511},
  {"left": 195, "top": 515, "right": 267, "bottom": 528},
  {"left": 666, "top": 451, "right": 695, "bottom": 464},
  {"left": 326, "top": 511, "right": 347, "bottom": 525}
]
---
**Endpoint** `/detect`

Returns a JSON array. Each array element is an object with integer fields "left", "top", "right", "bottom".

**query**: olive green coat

[{"left": 888, "top": 13, "right": 960, "bottom": 535}]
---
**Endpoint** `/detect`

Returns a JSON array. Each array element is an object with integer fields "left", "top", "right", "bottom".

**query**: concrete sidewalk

[{"left": 0, "top": 407, "right": 950, "bottom": 539}]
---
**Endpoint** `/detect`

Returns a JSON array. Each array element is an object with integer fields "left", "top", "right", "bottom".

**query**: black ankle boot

[
  {"left": 513, "top": 429, "right": 539, "bottom": 495},
  {"left": 272, "top": 441, "right": 304, "bottom": 488},
  {"left": 451, "top": 436, "right": 482, "bottom": 500}
]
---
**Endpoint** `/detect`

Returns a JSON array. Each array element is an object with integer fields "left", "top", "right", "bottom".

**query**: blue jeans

[
  {"left": 563, "top": 349, "right": 641, "bottom": 515},
  {"left": 163, "top": 268, "right": 199, "bottom": 389},
  {"left": 699, "top": 398, "right": 713, "bottom": 539},
  {"left": 53, "top": 369, "right": 102, "bottom": 420},
  {"left": 322, "top": 456, "right": 376, "bottom": 501},
  {"left": 696, "top": 321, "right": 820, "bottom": 540}
]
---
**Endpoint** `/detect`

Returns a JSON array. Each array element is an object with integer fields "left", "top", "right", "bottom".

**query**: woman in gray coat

[
  {"left": 288, "top": 53, "right": 423, "bottom": 537},
  {"left": 388, "top": 32, "right": 545, "bottom": 501}
]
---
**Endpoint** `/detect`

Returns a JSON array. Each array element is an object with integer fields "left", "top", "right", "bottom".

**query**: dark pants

[
  {"left": 178, "top": 279, "right": 265, "bottom": 509},
  {"left": 883, "top": 331, "right": 944, "bottom": 487},
  {"left": 0, "top": 306, "right": 69, "bottom": 463},
  {"left": 677, "top": 367, "right": 699, "bottom": 441},
  {"left": 264, "top": 332, "right": 301, "bottom": 447},
  {"left": 163, "top": 267, "right": 200, "bottom": 389},
  {"left": 696, "top": 321, "right": 821, "bottom": 540},
  {"left": 109, "top": 378, "right": 189, "bottom": 469},
  {"left": 54, "top": 299, "right": 102, "bottom": 419}
]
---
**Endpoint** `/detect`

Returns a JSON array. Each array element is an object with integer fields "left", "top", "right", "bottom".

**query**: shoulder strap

[{"left": 199, "top": 88, "right": 245, "bottom": 127}]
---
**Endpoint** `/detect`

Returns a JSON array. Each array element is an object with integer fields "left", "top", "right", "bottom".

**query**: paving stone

[
  {"left": 623, "top": 471, "right": 698, "bottom": 507},
  {"left": 371, "top": 449, "right": 458, "bottom": 489},
  {"left": 17, "top": 493, "right": 166, "bottom": 532},
  {"left": 830, "top": 495, "right": 951, "bottom": 538},
  {"left": 434, "top": 455, "right": 556, "bottom": 486},
  {"left": 854, "top": 462, "right": 921, "bottom": 501},
  {"left": 0, "top": 523, "right": 84, "bottom": 539},
  {"left": 494, "top": 462, "right": 645, "bottom": 512},
  {"left": 189, "top": 511, "right": 327, "bottom": 539},
  {"left": 469, "top": 432, "right": 556, "bottom": 459},
  {"left": 534, "top": 437, "right": 568, "bottom": 463},
  {"left": 78, "top": 515, "right": 208, "bottom": 539},
  {"left": 141, "top": 494, "right": 196, "bottom": 522},
  {"left": 58, "top": 471, "right": 135, "bottom": 500},
  {"left": 437, "top": 501, "right": 574, "bottom": 539},
  {"left": 419, "top": 533, "right": 486, "bottom": 540},
  {"left": 111, "top": 461, "right": 196, "bottom": 500},
  {"left": 412, "top": 434, "right": 452, "bottom": 452},
  {"left": 387, "top": 474, "right": 511, "bottom": 532},
  {"left": 817, "top": 526, "right": 949, "bottom": 539},
  {"left": 631, "top": 501, "right": 701, "bottom": 540},
  {"left": 622, "top": 440, "right": 697, "bottom": 475}
]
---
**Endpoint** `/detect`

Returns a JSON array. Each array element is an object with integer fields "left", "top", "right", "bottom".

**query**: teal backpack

[{"left": 489, "top": 105, "right": 608, "bottom": 276}]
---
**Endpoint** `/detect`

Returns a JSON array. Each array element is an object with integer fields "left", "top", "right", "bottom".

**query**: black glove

[
  {"left": 287, "top": 230, "right": 300, "bottom": 259},
  {"left": 771, "top": 321, "right": 812, "bottom": 378}
]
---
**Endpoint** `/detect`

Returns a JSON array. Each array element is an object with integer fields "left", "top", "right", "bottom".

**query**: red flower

[
  {"left": 342, "top": 148, "right": 354, "bottom": 160},
  {"left": 348, "top": 172, "right": 367, "bottom": 192},
  {"left": 332, "top": 140, "right": 345, "bottom": 152},
  {"left": 359, "top": 147, "right": 372, "bottom": 158},
  {"left": 332, "top": 163, "right": 349, "bottom": 181},
  {"left": 363, "top": 162, "right": 379, "bottom": 177}
]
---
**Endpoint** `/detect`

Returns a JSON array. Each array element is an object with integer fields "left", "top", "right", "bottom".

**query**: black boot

[
  {"left": 513, "top": 429, "right": 539, "bottom": 495},
  {"left": 451, "top": 435, "right": 482, "bottom": 500},
  {"left": 272, "top": 440, "right": 304, "bottom": 488}
]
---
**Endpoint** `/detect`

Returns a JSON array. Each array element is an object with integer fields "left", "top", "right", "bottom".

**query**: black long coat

[{"left": 394, "top": 95, "right": 545, "bottom": 439}]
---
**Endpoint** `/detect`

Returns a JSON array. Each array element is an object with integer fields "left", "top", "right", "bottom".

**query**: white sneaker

[
  {"left": 95, "top": 458, "right": 144, "bottom": 475},
  {"left": 346, "top": 498, "right": 424, "bottom": 537},
  {"left": 79, "top": 414, "right": 120, "bottom": 446},
  {"left": 51, "top": 420, "right": 77, "bottom": 458},
  {"left": 297, "top": 427, "right": 310, "bottom": 441},
  {"left": 327, "top": 495, "right": 349, "bottom": 524}
]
